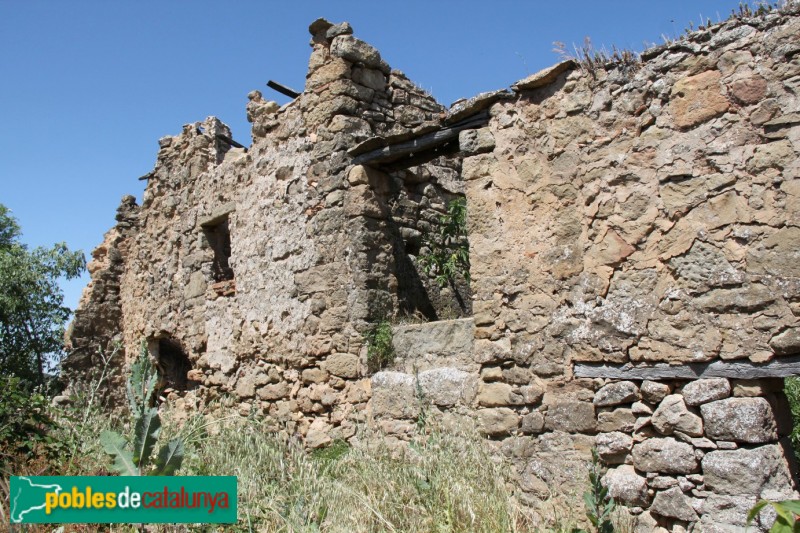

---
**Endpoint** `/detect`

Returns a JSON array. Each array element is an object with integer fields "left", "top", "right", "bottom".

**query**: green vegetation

[
  {"left": 100, "top": 343, "right": 185, "bottom": 476},
  {"left": 420, "top": 197, "right": 470, "bottom": 288},
  {"left": 0, "top": 375, "right": 60, "bottom": 465},
  {"left": 184, "top": 418, "right": 532, "bottom": 532},
  {"left": 0, "top": 378, "right": 647, "bottom": 532},
  {"left": 748, "top": 499, "right": 800, "bottom": 533},
  {"left": 0, "top": 203, "right": 85, "bottom": 387},
  {"left": 743, "top": 379, "right": 800, "bottom": 533},
  {"left": 785, "top": 377, "right": 800, "bottom": 463},
  {"left": 364, "top": 319, "right": 394, "bottom": 372},
  {"left": 578, "top": 449, "right": 616, "bottom": 533}
]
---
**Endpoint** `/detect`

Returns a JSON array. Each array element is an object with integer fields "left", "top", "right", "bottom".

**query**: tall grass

[
  {"left": 180, "top": 414, "right": 536, "bottom": 532},
  {"left": 3, "top": 392, "right": 640, "bottom": 532}
]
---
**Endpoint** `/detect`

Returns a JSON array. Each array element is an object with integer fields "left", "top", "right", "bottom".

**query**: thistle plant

[
  {"left": 100, "top": 342, "right": 184, "bottom": 476},
  {"left": 580, "top": 448, "right": 615, "bottom": 533}
]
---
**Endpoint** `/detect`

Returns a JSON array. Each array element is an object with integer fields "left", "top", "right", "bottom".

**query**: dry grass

[
  {"left": 3, "top": 395, "right": 644, "bottom": 532},
  {"left": 180, "top": 415, "right": 537, "bottom": 532}
]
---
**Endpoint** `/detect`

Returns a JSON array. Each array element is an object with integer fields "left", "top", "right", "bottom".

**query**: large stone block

[
  {"left": 597, "top": 408, "right": 636, "bottom": 433},
  {"left": 699, "top": 494, "right": 757, "bottom": 530},
  {"left": 417, "top": 368, "right": 477, "bottom": 407},
  {"left": 596, "top": 431, "right": 633, "bottom": 464},
  {"left": 459, "top": 128, "right": 495, "bottom": 156},
  {"left": 631, "top": 437, "right": 698, "bottom": 474},
  {"left": 392, "top": 318, "right": 474, "bottom": 360},
  {"left": 594, "top": 381, "right": 640, "bottom": 407},
  {"left": 650, "top": 486, "right": 699, "bottom": 522},
  {"left": 476, "top": 408, "right": 519, "bottom": 436},
  {"left": 651, "top": 394, "right": 703, "bottom": 436},
  {"left": 545, "top": 401, "right": 596, "bottom": 433},
  {"left": 702, "top": 445, "right": 795, "bottom": 497},
  {"left": 321, "top": 352, "right": 360, "bottom": 379},
  {"left": 641, "top": 381, "right": 671, "bottom": 403},
  {"left": 602, "top": 465, "right": 649, "bottom": 507},
  {"left": 371, "top": 371, "right": 418, "bottom": 419},
  {"left": 477, "top": 382, "right": 522, "bottom": 407},
  {"left": 331, "top": 35, "right": 386, "bottom": 71},
  {"left": 682, "top": 378, "right": 731, "bottom": 406},
  {"left": 669, "top": 70, "right": 729, "bottom": 129},
  {"left": 700, "top": 397, "right": 778, "bottom": 443}
]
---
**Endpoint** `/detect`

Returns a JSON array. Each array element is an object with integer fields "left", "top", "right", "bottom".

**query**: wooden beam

[
  {"left": 574, "top": 355, "right": 800, "bottom": 380},
  {"left": 351, "top": 111, "right": 489, "bottom": 167},
  {"left": 215, "top": 133, "right": 246, "bottom": 150},
  {"left": 267, "top": 80, "right": 301, "bottom": 99}
]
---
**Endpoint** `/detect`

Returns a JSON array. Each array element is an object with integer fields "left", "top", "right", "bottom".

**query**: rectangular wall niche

[{"left": 202, "top": 215, "right": 234, "bottom": 282}]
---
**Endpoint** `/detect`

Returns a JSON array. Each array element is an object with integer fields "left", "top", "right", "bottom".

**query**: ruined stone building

[{"left": 64, "top": 9, "right": 800, "bottom": 531}]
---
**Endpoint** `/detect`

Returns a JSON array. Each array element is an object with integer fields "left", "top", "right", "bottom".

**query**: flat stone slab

[
  {"left": 512, "top": 60, "right": 577, "bottom": 92},
  {"left": 392, "top": 318, "right": 474, "bottom": 361}
]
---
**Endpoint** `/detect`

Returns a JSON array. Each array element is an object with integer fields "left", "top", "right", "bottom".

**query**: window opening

[
  {"left": 203, "top": 217, "right": 234, "bottom": 282},
  {"left": 154, "top": 338, "right": 192, "bottom": 393}
]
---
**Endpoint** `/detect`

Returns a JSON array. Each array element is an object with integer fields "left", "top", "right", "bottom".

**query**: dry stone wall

[
  {"left": 454, "top": 6, "right": 800, "bottom": 531},
  {"left": 65, "top": 8, "right": 800, "bottom": 532},
  {"left": 67, "top": 19, "right": 467, "bottom": 439}
]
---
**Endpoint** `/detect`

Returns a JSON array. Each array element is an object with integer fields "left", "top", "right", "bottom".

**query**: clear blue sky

[{"left": 1, "top": 0, "right": 751, "bottom": 311}]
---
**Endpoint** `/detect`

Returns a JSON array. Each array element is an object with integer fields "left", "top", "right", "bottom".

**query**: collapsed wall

[
  {"left": 66, "top": 8, "right": 800, "bottom": 531},
  {"left": 66, "top": 19, "right": 467, "bottom": 429}
]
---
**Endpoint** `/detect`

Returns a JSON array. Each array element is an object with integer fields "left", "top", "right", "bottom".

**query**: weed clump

[{"left": 365, "top": 320, "right": 394, "bottom": 372}]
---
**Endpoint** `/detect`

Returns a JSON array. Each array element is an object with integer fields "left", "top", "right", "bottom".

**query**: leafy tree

[{"left": 0, "top": 204, "right": 85, "bottom": 386}]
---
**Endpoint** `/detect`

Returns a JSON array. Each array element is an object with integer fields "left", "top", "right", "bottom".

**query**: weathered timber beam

[
  {"left": 215, "top": 133, "right": 246, "bottom": 149},
  {"left": 574, "top": 355, "right": 800, "bottom": 380},
  {"left": 352, "top": 111, "right": 489, "bottom": 166},
  {"left": 138, "top": 171, "right": 154, "bottom": 181},
  {"left": 267, "top": 80, "right": 301, "bottom": 99}
]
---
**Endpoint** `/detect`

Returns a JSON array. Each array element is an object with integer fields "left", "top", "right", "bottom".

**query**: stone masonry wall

[
  {"left": 66, "top": 8, "right": 800, "bottom": 532},
  {"left": 67, "top": 19, "right": 467, "bottom": 443},
  {"left": 453, "top": 6, "right": 800, "bottom": 531}
]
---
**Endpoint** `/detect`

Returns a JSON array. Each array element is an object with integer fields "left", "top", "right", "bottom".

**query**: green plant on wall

[
  {"left": 785, "top": 377, "right": 800, "bottom": 465},
  {"left": 420, "top": 198, "right": 470, "bottom": 288},
  {"left": 576, "top": 449, "right": 615, "bottom": 533},
  {"left": 748, "top": 499, "right": 800, "bottom": 532},
  {"left": 100, "top": 342, "right": 184, "bottom": 476},
  {"left": 364, "top": 321, "right": 393, "bottom": 373}
]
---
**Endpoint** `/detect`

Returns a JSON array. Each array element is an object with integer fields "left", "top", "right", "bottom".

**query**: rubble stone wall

[
  {"left": 454, "top": 8, "right": 800, "bottom": 531},
  {"left": 67, "top": 19, "right": 467, "bottom": 434},
  {"left": 65, "top": 9, "right": 800, "bottom": 531}
]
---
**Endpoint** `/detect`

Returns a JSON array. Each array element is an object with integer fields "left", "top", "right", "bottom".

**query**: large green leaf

[
  {"left": 778, "top": 500, "right": 800, "bottom": 516},
  {"left": 100, "top": 430, "right": 138, "bottom": 476},
  {"left": 773, "top": 502, "right": 799, "bottom": 527},
  {"left": 132, "top": 408, "right": 161, "bottom": 469},
  {"left": 152, "top": 438, "right": 184, "bottom": 476},
  {"left": 770, "top": 513, "right": 796, "bottom": 533}
]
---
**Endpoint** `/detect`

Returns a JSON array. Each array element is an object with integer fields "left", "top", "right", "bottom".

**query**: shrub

[
  {"left": 420, "top": 198, "right": 470, "bottom": 288},
  {"left": 784, "top": 377, "right": 800, "bottom": 465},
  {"left": 365, "top": 320, "right": 394, "bottom": 372},
  {"left": 579, "top": 449, "right": 616, "bottom": 533},
  {"left": 0, "top": 375, "right": 58, "bottom": 464}
]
